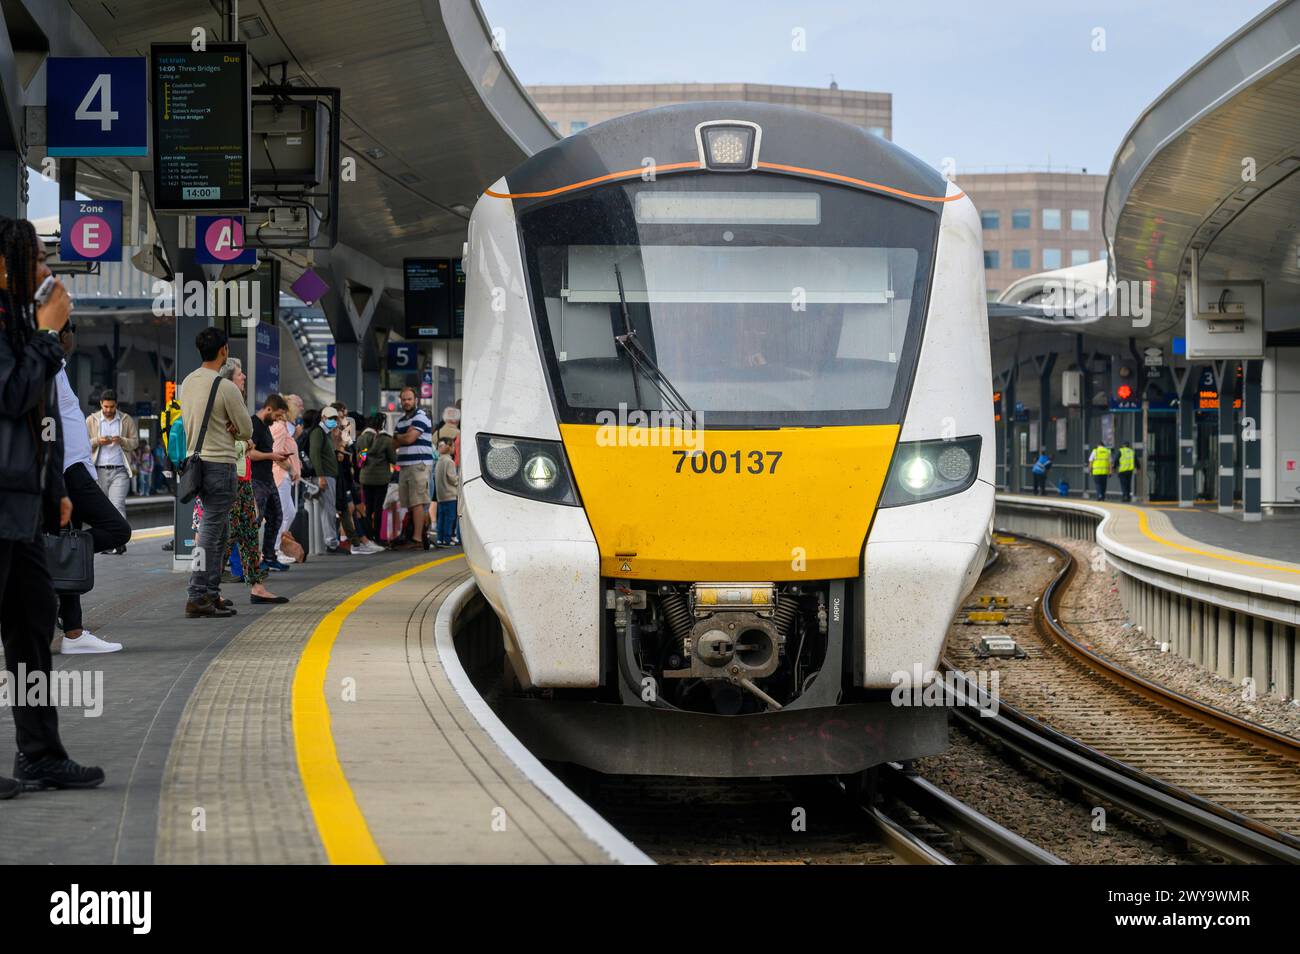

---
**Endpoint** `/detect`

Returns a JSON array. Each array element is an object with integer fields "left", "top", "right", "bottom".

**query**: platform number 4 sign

[
  {"left": 47, "top": 58, "right": 148, "bottom": 157},
  {"left": 75, "top": 74, "right": 119, "bottom": 131}
]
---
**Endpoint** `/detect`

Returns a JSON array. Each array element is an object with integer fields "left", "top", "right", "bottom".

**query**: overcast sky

[{"left": 480, "top": 0, "right": 1275, "bottom": 175}]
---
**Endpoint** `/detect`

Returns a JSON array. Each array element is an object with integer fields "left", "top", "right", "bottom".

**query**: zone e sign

[{"left": 47, "top": 58, "right": 148, "bottom": 157}]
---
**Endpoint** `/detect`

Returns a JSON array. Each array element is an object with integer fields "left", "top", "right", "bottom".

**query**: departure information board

[
  {"left": 151, "top": 43, "right": 250, "bottom": 211},
  {"left": 404, "top": 258, "right": 454, "bottom": 338},
  {"left": 453, "top": 258, "right": 466, "bottom": 337}
]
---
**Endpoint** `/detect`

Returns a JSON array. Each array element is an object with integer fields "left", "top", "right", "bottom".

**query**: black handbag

[
  {"left": 177, "top": 377, "right": 223, "bottom": 504},
  {"left": 43, "top": 528, "right": 95, "bottom": 595}
]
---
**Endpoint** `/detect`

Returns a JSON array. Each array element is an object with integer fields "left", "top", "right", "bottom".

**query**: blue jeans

[{"left": 436, "top": 499, "right": 458, "bottom": 544}]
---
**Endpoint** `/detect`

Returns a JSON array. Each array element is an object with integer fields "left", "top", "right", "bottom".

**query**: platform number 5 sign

[{"left": 47, "top": 57, "right": 147, "bottom": 157}]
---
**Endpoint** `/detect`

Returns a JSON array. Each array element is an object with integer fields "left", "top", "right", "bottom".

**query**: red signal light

[{"left": 1116, "top": 384, "right": 1133, "bottom": 400}]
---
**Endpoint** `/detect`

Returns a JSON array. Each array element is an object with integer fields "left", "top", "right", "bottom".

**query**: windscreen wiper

[{"left": 612, "top": 264, "right": 693, "bottom": 417}]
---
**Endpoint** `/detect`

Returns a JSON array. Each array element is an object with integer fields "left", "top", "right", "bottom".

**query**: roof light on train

[{"left": 697, "top": 122, "right": 759, "bottom": 170}]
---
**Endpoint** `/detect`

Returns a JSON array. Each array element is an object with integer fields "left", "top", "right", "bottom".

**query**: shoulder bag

[{"left": 177, "top": 377, "right": 223, "bottom": 504}]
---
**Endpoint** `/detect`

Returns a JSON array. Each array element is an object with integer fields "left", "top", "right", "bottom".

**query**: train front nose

[{"left": 558, "top": 423, "right": 899, "bottom": 582}]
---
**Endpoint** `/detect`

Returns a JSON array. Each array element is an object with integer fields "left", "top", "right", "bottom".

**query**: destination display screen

[
  {"left": 404, "top": 258, "right": 454, "bottom": 338},
  {"left": 151, "top": 43, "right": 250, "bottom": 211}
]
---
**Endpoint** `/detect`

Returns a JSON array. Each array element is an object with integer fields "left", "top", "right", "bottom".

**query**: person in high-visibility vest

[
  {"left": 1117, "top": 442, "right": 1137, "bottom": 502},
  {"left": 1087, "top": 444, "right": 1112, "bottom": 500}
]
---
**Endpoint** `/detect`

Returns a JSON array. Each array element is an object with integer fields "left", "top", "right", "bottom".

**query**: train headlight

[
  {"left": 899, "top": 456, "right": 934, "bottom": 493},
  {"left": 475, "top": 433, "right": 580, "bottom": 506},
  {"left": 880, "top": 436, "right": 982, "bottom": 508},
  {"left": 523, "top": 453, "right": 558, "bottom": 491}
]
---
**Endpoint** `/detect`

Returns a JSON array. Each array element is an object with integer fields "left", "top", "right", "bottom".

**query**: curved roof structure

[{"left": 1104, "top": 0, "right": 1300, "bottom": 344}]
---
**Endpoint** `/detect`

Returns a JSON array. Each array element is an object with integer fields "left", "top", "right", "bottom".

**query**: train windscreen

[{"left": 519, "top": 174, "right": 940, "bottom": 428}]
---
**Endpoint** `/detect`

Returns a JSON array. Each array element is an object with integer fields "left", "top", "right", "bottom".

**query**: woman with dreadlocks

[{"left": 0, "top": 216, "right": 105, "bottom": 797}]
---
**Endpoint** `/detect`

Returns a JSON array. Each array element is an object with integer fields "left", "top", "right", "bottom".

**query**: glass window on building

[
  {"left": 1070, "top": 249, "right": 1090, "bottom": 267},
  {"left": 866, "top": 126, "right": 886, "bottom": 138},
  {"left": 1070, "top": 209, "right": 1089, "bottom": 231},
  {"left": 1042, "top": 248, "right": 1062, "bottom": 269},
  {"left": 1012, "top": 209, "right": 1031, "bottom": 229},
  {"left": 984, "top": 250, "right": 1000, "bottom": 269},
  {"left": 980, "top": 210, "right": 1000, "bottom": 230},
  {"left": 569, "top": 120, "right": 588, "bottom": 133},
  {"left": 1012, "top": 249, "right": 1031, "bottom": 269},
  {"left": 1042, "top": 208, "right": 1061, "bottom": 230},
  {"left": 1098, "top": 249, "right": 1108, "bottom": 262}
]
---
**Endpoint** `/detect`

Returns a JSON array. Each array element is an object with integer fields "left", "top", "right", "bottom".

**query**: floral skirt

[{"left": 192, "top": 480, "right": 265, "bottom": 586}]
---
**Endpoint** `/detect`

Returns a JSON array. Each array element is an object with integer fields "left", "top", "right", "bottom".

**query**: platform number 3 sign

[{"left": 47, "top": 57, "right": 148, "bottom": 158}]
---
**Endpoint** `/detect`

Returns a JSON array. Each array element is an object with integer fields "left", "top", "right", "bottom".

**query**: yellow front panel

[{"left": 559, "top": 424, "right": 900, "bottom": 581}]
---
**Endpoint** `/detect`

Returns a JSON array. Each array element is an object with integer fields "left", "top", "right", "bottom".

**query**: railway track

[
  {"left": 942, "top": 530, "right": 1300, "bottom": 864},
  {"left": 570, "top": 766, "right": 1062, "bottom": 865}
]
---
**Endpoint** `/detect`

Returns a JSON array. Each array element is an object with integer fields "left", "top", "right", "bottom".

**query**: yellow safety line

[
  {"left": 1114, "top": 504, "right": 1300, "bottom": 576},
  {"left": 292, "top": 554, "right": 466, "bottom": 864},
  {"left": 133, "top": 528, "right": 173, "bottom": 540}
]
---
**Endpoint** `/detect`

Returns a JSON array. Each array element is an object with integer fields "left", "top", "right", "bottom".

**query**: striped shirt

[{"left": 394, "top": 408, "right": 434, "bottom": 466}]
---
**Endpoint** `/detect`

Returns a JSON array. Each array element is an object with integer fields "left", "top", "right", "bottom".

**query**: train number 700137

[{"left": 672, "top": 450, "right": 782, "bottom": 475}]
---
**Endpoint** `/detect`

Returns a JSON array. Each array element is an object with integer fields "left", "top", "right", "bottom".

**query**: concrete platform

[
  {"left": 0, "top": 524, "right": 644, "bottom": 864},
  {"left": 998, "top": 494, "right": 1300, "bottom": 600}
]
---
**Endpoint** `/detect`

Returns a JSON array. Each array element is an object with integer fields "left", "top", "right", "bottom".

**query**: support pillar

[
  {"left": 1173, "top": 365, "right": 1196, "bottom": 507},
  {"left": 1251, "top": 617, "right": 1270, "bottom": 698},
  {"left": 1216, "top": 607, "right": 1233, "bottom": 679},
  {"left": 0, "top": 150, "right": 24, "bottom": 219},
  {"left": 1242, "top": 359, "right": 1262, "bottom": 522},
  {"left": 334, "top": 341, "right": 360, "bottom": 410},
  {"left": 1271, "top": 624, "right": 1292, "bottom": 701},
  {"left": 1216, "top": 361, "right": 1236, "bottom": 513},
  {"left": 1003, "top": 364, "right": 1018, "bottom": 493},
  {"left": 1037, "top": 351, "right": 1056, "bottom": 460},
  {"left": 1233, "top": 612, "right": 1250, "bottom": 683}
]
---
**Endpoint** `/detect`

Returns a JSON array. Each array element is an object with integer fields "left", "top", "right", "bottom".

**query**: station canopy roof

[
  {"left": 59, "top": 0, "right": 558, "bottom": 270},
  {"left": 1103, "top": 0, "right": 1300, "bottom": 345}
]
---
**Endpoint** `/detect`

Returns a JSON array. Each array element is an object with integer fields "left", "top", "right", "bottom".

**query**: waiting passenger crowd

[{"left": 0, "top": 214, "right": 460, "bottom": 797}]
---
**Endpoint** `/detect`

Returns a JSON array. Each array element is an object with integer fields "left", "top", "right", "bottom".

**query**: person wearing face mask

[{"left": 308, "top": 405, "right": 342, "bottom": 552}]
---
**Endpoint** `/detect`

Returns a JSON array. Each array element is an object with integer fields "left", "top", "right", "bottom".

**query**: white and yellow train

[{"left": 458, "top": 103, "right": 994, "bottom": 777}]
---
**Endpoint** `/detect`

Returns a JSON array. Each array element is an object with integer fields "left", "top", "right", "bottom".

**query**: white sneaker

[
  {"left": 60, "top": 630, "right": 123, "bottom": 654},
  {"left": 276, "top": 551, "right": 297, "bottom": 564},
  {"left": 350, "top": 541, "right": 374, "bottom": 555}
]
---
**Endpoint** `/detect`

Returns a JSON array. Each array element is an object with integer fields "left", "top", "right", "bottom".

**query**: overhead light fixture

[
  {"left": 450, "top": 203, "right": 472, "bottom": 216},
  {"left": 398, "top": 172, "right": 421, "bottom": 185},
  {"left": 364, "top": 146, "right": 386, "bottom": 160},
  {"left": 239, "top": 16, "right": 269, "bottom": 40},
  {"left": 1239, "top": 185, "right": 1259, "bottom": 197}
]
